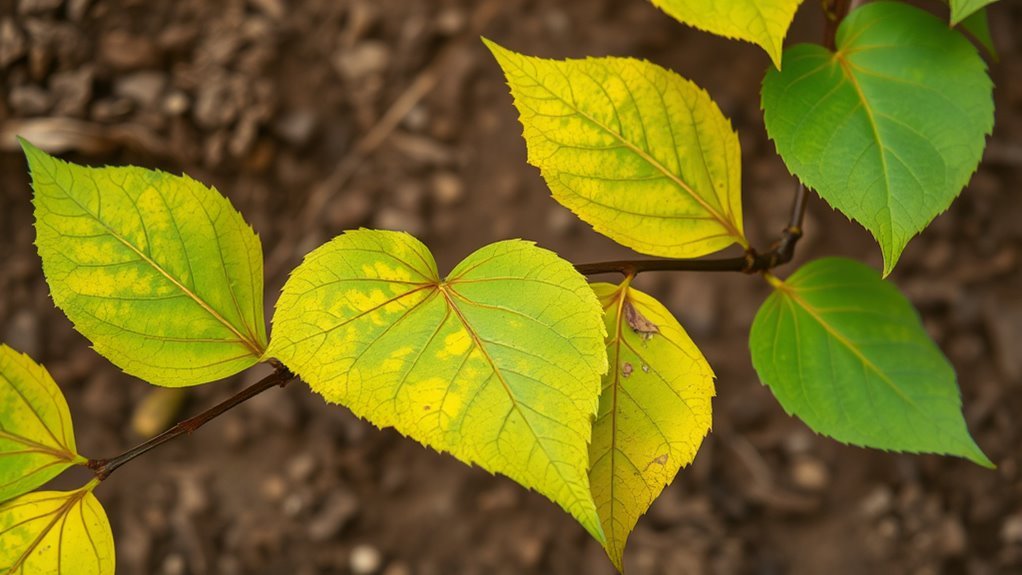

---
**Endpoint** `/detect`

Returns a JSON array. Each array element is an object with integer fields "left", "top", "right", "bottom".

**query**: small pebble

[
  {"left": 283, "top": 493, "right": 304, "bottom": 517},
  {"left": 307, "top": 491, "right": 359, "bottom": 542},
  {"left": 430, "top": 171, "right": 464, "bottom": 206},
  {"left": 1003, "top": 513, "right": 1022, "bottom": 545},
  {"left": 261, "top": 475, "right": 287, "bottom": 502},
  {"left": 4, "top": 310, "right": 39, "bottom": 358},
  {"left": 287, "top": 452, "right": 318, "bottom": 482},
  {"left": 791, "top": 457, "right": 829, "bottom": 492},
  {"left": 350, "top": 544, "right": 383, "bottom": 574},
  {"left": 334, "top": 42, "right": 389, "bottom": 80}
]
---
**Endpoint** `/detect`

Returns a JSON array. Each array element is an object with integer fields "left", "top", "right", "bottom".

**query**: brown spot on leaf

[
  {"left": 621, "top": 362, "right": 633, "bottom": 378},
  {"left": 624, "top": 300, "right": 659, "bottom": 340}
]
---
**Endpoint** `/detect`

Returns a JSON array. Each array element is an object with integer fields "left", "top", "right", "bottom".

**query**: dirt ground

[{"left": 2, "top": 1, "right": 1021, "bottom": 574}]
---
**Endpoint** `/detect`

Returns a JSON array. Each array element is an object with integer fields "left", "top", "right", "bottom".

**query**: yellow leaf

[
  {"left": 0, "top": 345, "right": 86, "bottom": 503},
  {"left": 590, "top": 282, "right": 715, "bottom": 571},
  {"left": 0, "top": 482, "right": 115, "bottom": 575},
  {"left": 24, "top": 140, "right": 268, "bottom": 387},
  {"left": 268, "top": 230, "right": 609, "bottom": 541},
  {"left": 486, "top": 40, "right": 747, "bottom": 259},
  {"left": 650, "top": 0, "right": 805, "bottom": 68}
]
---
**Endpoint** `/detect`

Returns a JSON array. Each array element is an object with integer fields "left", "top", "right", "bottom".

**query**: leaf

[
  {"left": 589, "top": 282, "right": 714, "bottom": 571},
  {"left": 950, "top": 0, "right": 997, "bottom": 25},
  {"left": 649, "top": 0, "right": 805, "bottom": 68},
  {"left": 267, "top": 230, "right": 609, "bottom": 541},
  {"left": 0, "top": 483, "right": 115, "bottom": 575},
  {"left": 0, "top": 345, "right": 85, "bottom": 504},
  {"left": 761, "top": 2, "right": 994, "bottom": 276},
  {"left": 485, "top": 40, "right": 747, "bottom": 259},
  {"left": 959, "top": 8, "right": 997, "bottom": 59},
  {"left": 749, "top": 258, "right": 992, "bottom": 467},
  {"left": 23, "top": 139, "right": 268, "bottom": 387}
]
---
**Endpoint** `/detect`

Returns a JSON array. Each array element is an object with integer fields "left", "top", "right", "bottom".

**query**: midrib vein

[
  {"left": 511, "top": 60, "right": 746, "bottom": 245},
  {"left": 0, "top": 430, "right": 72, "bottom": 461},
  {"left": 782, "top": 287, "right": 921, "bottom": 410},
  {"left": 49, "top": 188, "right": 264, "bottom": 358},
  {"left": 836, "top": 54, "right": 895, "bottom": 235},
  {"left": 437, "top": 285, "right": 595, "bottom": 531}
]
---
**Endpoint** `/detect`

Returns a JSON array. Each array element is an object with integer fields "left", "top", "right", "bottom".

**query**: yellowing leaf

[
  {"left": 268, "top": 230, "right": 608, "bottom": 541},
  {"left": 650, "top": 0, "right": 805, "bottom": 68},
  {"left": 0, "top": 345, "right": 85, "bottom": 504},
  {"left": 24, "top": 140, "right": 268, "bottom": 387},
  {"left": 486, "top": 40, "right": 747, "bottom": 259},
  {"left": 589, "top": 283, "right": 714, "bottom": 571},
  {"left": 0, "top": 483, "right": 115, "bottom": 575}
]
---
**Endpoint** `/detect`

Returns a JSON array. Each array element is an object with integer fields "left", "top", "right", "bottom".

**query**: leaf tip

[
  {"left": 18, "top": 136, "right": 48, "bottom": 169},
  {"left": 481, "top": 36, "right": 512, "bottom": 63},
  {"left": 767, "top": 44, "right": 784, "bottom": 71},
  {"left": 965, "top": 443, "right": 996, "bottom": 469}
]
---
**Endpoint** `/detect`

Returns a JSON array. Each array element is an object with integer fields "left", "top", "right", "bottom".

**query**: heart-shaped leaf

[
  {"left": 24, "top": 140, "right": 268, "bottom": 386},
  {"left": 0, "top": 483, "right": 115, "bottom": 575},
  {"left": 486, "top": 40, "right": 747, "bottom": 259},
  {"left": 589, "top": 282, "right": 714, "bottom": 571},
  {"left": 268, "top": 230, "right": 609, "bottom": 541},
  {"left": 649, "top": 0, "right": 806, "bottom": 68},
  {"left": 762, "top": 2, "right": 993, "bottom": 276},
  {"left": 749, "top": 258, "right": 992, "bottom": 467},
  {"left": 0, "top": 345, "right": 85, "bottom": 503}
]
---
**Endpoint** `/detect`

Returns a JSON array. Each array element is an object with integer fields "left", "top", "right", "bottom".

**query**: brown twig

[
  {"left": 88, "top": 366, "right": 296, "bottom": 480},
  {"left": 579, "top": 0, "right": 859, "bottom": 279},
  {"left": 575, "top": 184, "right": 807, "bottom": 277},
  {"left": 823, "top": 0, "right": 854, "bottom": 50}
]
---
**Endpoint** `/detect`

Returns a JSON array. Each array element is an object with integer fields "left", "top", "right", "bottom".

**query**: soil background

[{"left": 2, "top": 1, "right": 1021, "bottom": 574}]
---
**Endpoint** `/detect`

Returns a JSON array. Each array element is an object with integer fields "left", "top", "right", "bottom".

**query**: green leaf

[
  {"left": 761, "top": 2, "right": 993, "bottom": 276},
  {"left": 589, "top": 282, "right": 714, "bottom": 571},
  {"left": 0, "top": 345, "right": 85, "bottom": 503},
  {"left": 0, "top": 483, "right": 115, "bottom": 575},
  {"left": 950, "top": 0, "right": 997, "bottom": 25},
  {"left": 649, "top": 0, "right": 805, "bottom": 68},
  {"left": 23, "top": 139, "right": 268, "bottom": 387},
  {"left": 749, "top": 258, "right": 992, "bottom": 468},
  {"left": 959, "top": 8, "right": 997, "bottom": 59},
  {"left": 485, "top": 39, "right": 747, "bottom": 259},
  {"left": 268, "top": 230, "right": 609, "bottom": 541}
]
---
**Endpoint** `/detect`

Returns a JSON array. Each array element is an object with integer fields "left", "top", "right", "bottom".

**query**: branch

[
  {"left": 88, "top": 365, "right": 296, "bottom": 480},
  {"left": 576, "top": 183, "right": 807, "bottom": 277},
  {"left": 578, "top": 0, "right": 853, "bottom": 280},
  {"left": 823, "top": 0, "right": 853, "bottom": 50}
]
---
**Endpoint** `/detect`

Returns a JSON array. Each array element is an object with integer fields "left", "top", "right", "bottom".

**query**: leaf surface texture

[
  {"left": 0, "top": 486, "right": 114, "bottom": 575},
  {"left": 589, "top": 283, "right": 714, "bottom": 570},
  {"left": 25, "top": 141, "right": 267, "bottom": 386},
  {"left": 749, "top": 258, "right": 991, "bottom": 467},
  {"left": 762, "top": 2, "right": 993, "bottom": 275},
  {"left": 650, "top": 0, "right": 805, "bottom": 67},
  {"left": 268, "top": 230, "right": 609, "bottom": 540},
  {"left": 487, "top": 40, "right": 746, "bottom": 258},
  {"left": 0, "top": 346, "right": 84, "bottom": 503}
]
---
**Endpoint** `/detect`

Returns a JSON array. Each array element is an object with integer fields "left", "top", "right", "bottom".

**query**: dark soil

[{"left": 2, "top": 1, "right": 1021, "bottom": 574}]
